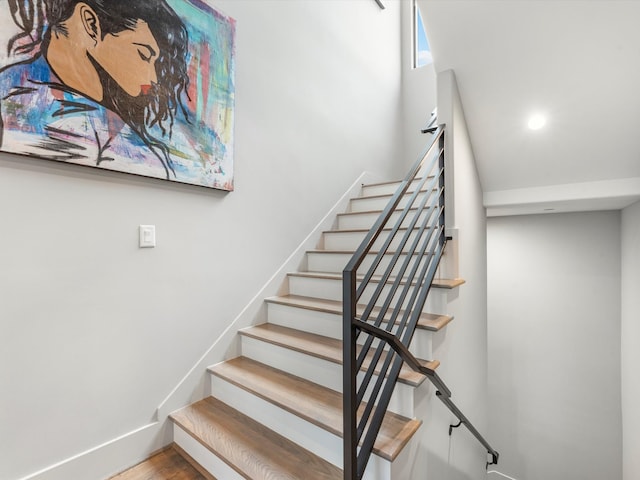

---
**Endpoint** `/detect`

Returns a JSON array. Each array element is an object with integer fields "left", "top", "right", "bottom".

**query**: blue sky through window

[{"left": 415, "top": 2, "right": 432, "bottom": 68}]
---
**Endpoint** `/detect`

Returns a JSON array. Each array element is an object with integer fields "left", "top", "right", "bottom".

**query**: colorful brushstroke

[{"left": 166, "top": 0, "right": 236, "bottom": 190}]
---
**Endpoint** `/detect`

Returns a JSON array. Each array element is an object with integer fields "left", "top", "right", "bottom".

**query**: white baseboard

[
  {"left": 487, "top": 470, "right": 520, "bottom": 480},
  {"left": 15, "top": 422, "right": 169, "bottom": 480}
]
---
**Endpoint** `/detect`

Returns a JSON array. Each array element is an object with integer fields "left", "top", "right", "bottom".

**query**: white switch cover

[{"left": 139, "top": 225, "right": 156, "bottom": 248}]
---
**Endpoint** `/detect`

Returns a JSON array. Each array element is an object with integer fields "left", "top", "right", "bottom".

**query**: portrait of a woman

[{"left": 0, "top": 0, "right": 236, "bottom": 190}]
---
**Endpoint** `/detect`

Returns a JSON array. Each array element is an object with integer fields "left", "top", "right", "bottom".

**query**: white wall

[
  {"left": 0, "top": 2, "right": 405, "bottom": 479},
  {"left": 404, "top": 69, "right": 489, "bottom": 480},
  {"left": 621, "top": 200, "right": 640, "bottom": 480},
  {"left": 487, "top": 211, "right": 623, "bottom": 480}
]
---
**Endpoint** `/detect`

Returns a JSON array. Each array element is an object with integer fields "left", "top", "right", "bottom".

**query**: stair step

[
  {"left": 208, "top": 356, "right": 421, "bottom": 462},
  {"left": 171, "top": 397, "right": 342, "bottom": 480},
  {"left": 292, "top": 271, "right": 464, "bottom": 291},
  {"left": 336, "top": 208, "right": 434, "bottom": 231},
  {"left": 360, "top": 177, "right": 433, "bottom": 197},
  {"left": 349, "top": 189, "right": 436, "bottom": 213},
  {"left": 109, "top": 446, "right": 212, "bottom": 480},
  {"left": 288, "top": 270, "right": 461, "bottom": 311},
  {"left": 306, "top": 248, "right": 437, "bottom": 273},
  {"left": 323, "top": 227, "right": 423, "bottom": 252},
  {"left": 266, "top": 294, "right": 453, "bottom": 333},
  {"left": 239, "top": 323, "right": 439, "bottom": 387}
]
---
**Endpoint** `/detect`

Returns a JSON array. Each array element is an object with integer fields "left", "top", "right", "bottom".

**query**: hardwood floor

[{"left": 109, "top": 446, "right": 214, "bottom": 480}]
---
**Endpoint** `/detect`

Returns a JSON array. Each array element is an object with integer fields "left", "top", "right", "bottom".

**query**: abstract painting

[{"left": 0, "top": 0, "right": 236, "bottom": 190}]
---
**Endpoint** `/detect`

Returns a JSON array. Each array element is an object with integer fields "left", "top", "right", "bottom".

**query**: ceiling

[{"left": 420, "top": 0, "right": 640, "bottom": 216}]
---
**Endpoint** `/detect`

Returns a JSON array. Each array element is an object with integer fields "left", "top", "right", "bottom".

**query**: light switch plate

[{"left": 139, "top": 225, "right": 156, "bottom": 248}]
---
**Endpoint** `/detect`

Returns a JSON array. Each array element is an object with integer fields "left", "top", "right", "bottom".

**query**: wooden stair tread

[
  {"left": 266, "top": 294, "right": 453, "bottom": 332},
  {"left": 207, "top": 356, "right": 421, "bottom": 461},
  {"left": 171, "top": 397, "right": 342, "bottom": 480},
  {"left": 429, "top": 277, "right": 465, "bottom": 289},
  {"left": 240, "top": 323, "right": 439, "bottom": 387},
  {"left": 108, "top": 446, "right": 212, "bottom": 480},
  {"left": 290, "top": 270, "right": 465, "bottom": 290}
]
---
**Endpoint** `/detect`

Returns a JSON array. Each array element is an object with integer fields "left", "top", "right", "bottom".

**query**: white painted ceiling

[{"left": 419, "top": 0, "right": 640, "bottom": 216}]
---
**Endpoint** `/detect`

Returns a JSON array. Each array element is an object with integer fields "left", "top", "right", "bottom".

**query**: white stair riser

[
  {"left": 289, "top": 274, "right": 448, "bottom": 313},
  {"left": 363, "top": 456, "right": 392, "bottom": 480},
  {"left": 360, "top": 183, "right": 401, "bottom": 198},
  {"left": 266, "top": 302, "right": 342, "bottom": 339},
  {"left": 266, "top": 302, "right": 434, "bottom": 359},
  {"left": 173, "top": 424, "right": 244, "bottom": 480},
  {"left": 324, "top": 229, "right": 426, "bottom": 252},
  {"left": 240, "top": 335, "right": 340, "bottom": 392},
  {"left": 349, "top": 190, "right": 434, "bottom": 213},
  {"left": 409, "top": 330, "right": 434, "bottom": 360},
  {"left": 239, "top": 335, "right": 417, "bottom": 417},
  {"left": 357, "top": 364, "right": 416, "bottom": 420},
  {"left": 384, "top": 433, "right": 418, "bottom": 480},
  {"left": 337, "top": 208, "right": 435, "bottom": 231}
]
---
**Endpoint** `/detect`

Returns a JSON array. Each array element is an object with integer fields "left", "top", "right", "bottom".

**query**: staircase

[{"left": 163, "top": 177, "right": 462, "bottom": 480}]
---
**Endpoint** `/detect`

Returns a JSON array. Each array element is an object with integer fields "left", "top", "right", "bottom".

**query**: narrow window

[{"left": 413, "top": 0, "right": 432, "bottom": 68}]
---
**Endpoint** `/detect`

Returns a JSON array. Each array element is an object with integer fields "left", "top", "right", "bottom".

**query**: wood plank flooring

[{"left": 108, "top": 447, "right": 214, "bottom": 480}]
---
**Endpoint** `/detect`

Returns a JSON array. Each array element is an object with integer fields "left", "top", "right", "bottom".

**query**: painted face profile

[
  {"left": 42, "top": 3, "right": 164, "bottom": 102},
  {"left": 91, "top": 20, "right": 159, "bottom": 97}
]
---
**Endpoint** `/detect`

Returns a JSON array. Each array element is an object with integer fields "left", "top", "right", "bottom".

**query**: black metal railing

[{"left": 342, "top": 124, "right": 499, "bottom": 479}]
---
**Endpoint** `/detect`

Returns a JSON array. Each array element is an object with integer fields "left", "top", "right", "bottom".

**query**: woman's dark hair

[
  {"left": 7, "top": 0, "right": 46, "bottom": 57},
  {"left": 7, "top": 0, "right": 191, "bottom": 178}
]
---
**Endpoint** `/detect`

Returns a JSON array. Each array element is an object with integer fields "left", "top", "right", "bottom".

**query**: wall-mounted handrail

[
  {"left": 342, "top": 123, "right": 499, "bottom": 479},
  {"left": 354, "top": 319, "right": 499, "bottom": 466}
]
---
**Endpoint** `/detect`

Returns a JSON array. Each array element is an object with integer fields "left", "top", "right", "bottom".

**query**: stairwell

[{"left": 111, "top": 177, "right": 462, "bottom": 480}]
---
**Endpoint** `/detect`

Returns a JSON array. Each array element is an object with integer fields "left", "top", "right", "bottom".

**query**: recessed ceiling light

[{"left": 528, "top": 114, "right": 546, "bottom": 130}]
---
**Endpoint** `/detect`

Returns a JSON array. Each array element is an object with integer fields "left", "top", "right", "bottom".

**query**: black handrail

[{"left": 342, "top": 124, "right": 499, "bottom": 479}]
